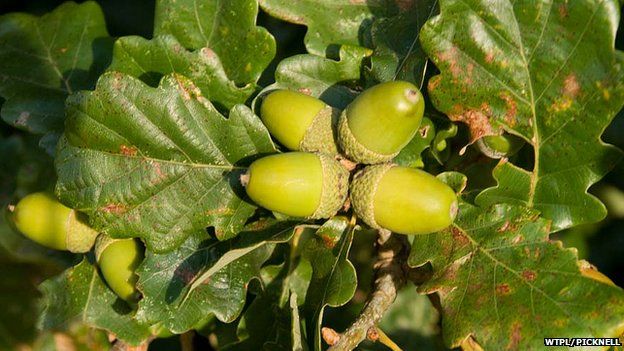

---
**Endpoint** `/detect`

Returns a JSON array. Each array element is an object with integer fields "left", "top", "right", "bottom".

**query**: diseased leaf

[
  {"left": 109, "top": 35, "right": 254, "bottom": 110},
  {"left": 421, "top": 0, "right": 624, "bottom": 230},
  {"left": 258, "top": 0, "right": 399, "bottom": 56},
  {"left": 0, "top": 1, "right": 112, "bottom": 147},
  {"left": 154, "top": 0, "right": 275, "bottom": 84},
  {"left": 39, "top": 259, "right": 151, "bottom": 346},
  {"left": 135, "top": 220, "right": 297, "bottom": 333},
  {"left": 260, "top": 46, "right": 369, "bottom": 110},
  {"left": 55, "top": 73, "right": 276, "bottom": 253},
  {"left": 368, "top": 0, "right": 438, "bottom": 86},
  {"left": 408, "top": 203, "right": 624, "bottom": 350},
  {"left": 302, "top": 217, "right": 356, "bottom": 351}
]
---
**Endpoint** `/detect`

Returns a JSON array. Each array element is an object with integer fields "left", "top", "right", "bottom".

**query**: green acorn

[
  {"left": 96, "top": 235, "right": 144, "bottom": 302},
  {"left": 260, "top": 90, "right": 339, "bottom": 155},
  {"left": 9, "top": 192, "right": 98, "bottom": 252},
  {"left": 242, "top": 152, "right": 349, "bottom": 218},
  {"left": 350, "top": 165, "right": 458, "bottom": 235},
  {"left": 476, "top": 134, "right": 525, "bottom": 159},
  {"left": 338, "top": 81, "right": 424, "bottom": 164}
]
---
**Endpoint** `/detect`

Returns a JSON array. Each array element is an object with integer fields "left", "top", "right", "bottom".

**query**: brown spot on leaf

[
  {"left": 496, "top": 283, "right": 511, "bottom": 295},
  {"left": 449, "top": 103, "right": 494, "bottom": 143},
  {"left": 563, "top": 74, "right": 580, "bottom": 98},
  {"left": 437, "top": 47, "right": 461, "bottom": 78},
  {"left": 558, "top": 3, "right": 569, "bottom": 18},
  {"left": 522, "top": 270, "right": 536, "bottom": 281},
  {"left": 550, "top": 74, "right": 581, "bottom": 112},
  {"left": 428, "top": 75, "right": 442, "bottom": 91},
  {"left": 174, "top": 267, "right": 196, "bottom": 284},
  {"left": 506, "top": 322, "right": 522, "bottom": 350},
  {"left": 119, "top": 145, "right": 138, "bottom": 156},
  {"left": 59, "top": 47, "right": 68, "bottom": 54},
  {"left": 485, "top": 51, "right": 495, "bottom": 63},
  {"left": 500, "top": 92, "right": 517, "bottom": 126},
  {"left": 498, "top": 221, "right": 511, "bottom": 232},
  {"left": 512, "top": 235, "right": 524, "bottom": 244},
  {"left": 321, "top": 234, "right": 338, "bottom": 249},
  {"left": 451, "top": 226, "right": 469, "bottom": 245},
  {"left": 101, "top": 203, "right": 128, "bottom": 214},
  {"left": 419, "top": 124, "right": 430, "bottom": 138},
  {"left": 206, "top": 207, "right": 234, "bottom": 216}
]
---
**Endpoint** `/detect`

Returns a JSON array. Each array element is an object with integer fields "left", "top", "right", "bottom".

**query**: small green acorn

[
  {"left": 241, "top": 152, "right": 349, "bottom": 218},
  {"left": 261, "top": 90, "right": 339, "bottom": 155},
  {"left": 338, "top": 81, "right": 425, "bottom": 164},
  {"left": 350, "top": 165, "right": 458, "bottom": 235},
  {"left": 9, "top": 192, "right": 98, "bottom": 252},
  {"left": 96, "top": 235, "right": 144, "bottom": 302},
  {"left": 476, "top": 133, "right": 525, "bottom": 159}
]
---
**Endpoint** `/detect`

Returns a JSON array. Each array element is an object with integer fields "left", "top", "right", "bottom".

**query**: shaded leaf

[
  {"left": 259, "top": 0, "right": 398, "bottom": 56},
  {"left": 394, "top": 117, "right": 435, "bottom": 168},
  {"left": 55, "top": 73, "right": 276, "bottom": 252},
  {"left": 0, "top": 135, "right": 71, "bottom": 265},
  {"left": 302, "top": 217, "right": 357, "bottom": 351},
  {"left": 409, "top": 203, "right": 624, "bottom": 349},
  {"left": 0, "top": 1, "right": 112, "bottom": 146},
  {"left": 260, "top": 45, "right": 369, "bottom": 110},
  {"left": 359, "top": 287, "right": 443, "bottom": 351},
  {"left": 135, "top": 220, "right": 297, "bottom": 333},
  {"left": 154, "top": 0, "right": 275, "bottom": 84},
  {"left": 368, "top": 0, "right": 438, "bottom": 86},
  {"left": 39, "top": 259, "right": 152, "bottom": 346},
  {"left": 109, "top": 35, "right": 254, "bottom": 110},
  {"left": 421, "top": 0, "right": 624, "bottom": 230},
  {"left": 224, "top": 262, "right": 309, "bottom": 350}
]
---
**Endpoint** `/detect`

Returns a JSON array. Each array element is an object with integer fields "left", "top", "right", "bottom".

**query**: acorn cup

[
  {"left": 260, "top": 90, "right": 340, "bottom": 155},
  {"left": 350, "top": 164, "right": 458, "bottom": 235},
  {"left": 9, "top": 192, "right": 98, "bottom": 253},
  {"left": 241, "top": 152, "right": 349, "bottom": 219},
  {"left": 338, "top": 81, "right": 425, "bottom": 164},
  {"left": 96, "top": 235, "right": 144, "bottom": 303}
]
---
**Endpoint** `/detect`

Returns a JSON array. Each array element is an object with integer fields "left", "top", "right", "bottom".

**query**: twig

[
  {"left": 324, "top": 229, "right": 410, "bottom": 350},
  {"left": 180, "top": 331, "right": 195, "bottom": 351}
]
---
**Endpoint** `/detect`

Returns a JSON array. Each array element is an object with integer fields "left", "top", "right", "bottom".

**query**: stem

[
  {"left": 180, "top": 331, "right": 195, "bottom": 351},
  {"left": 325, "top": 229, "right": 410, "bottom": 350},
  {"left": 376, "top": 328, "right": 403, "bottom": 351}
]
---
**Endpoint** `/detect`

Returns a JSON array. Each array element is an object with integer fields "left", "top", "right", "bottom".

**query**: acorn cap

[
  {"left": 95, "top": 233, "right": 117, "bottom": 261},
  {"left": 65, "top": 210, "right": 99, "bottom": 253},
  {"left": 349, "top": 164, "right": 394, "bottom": 229},
  {"left": 300, "top": 105, "right": 340, "bottom": 155},
  {"left": 260, "top": 90, "right": 339, "bottom": 155},
  {"left": 338, "top": 110, "right": 397, "bottom": 164},
  {"left": 338, "top": 81, "right": 424, "bottom": 164},
  {"left": 312, "top": 153, "right": 350, "bottom": 218}
]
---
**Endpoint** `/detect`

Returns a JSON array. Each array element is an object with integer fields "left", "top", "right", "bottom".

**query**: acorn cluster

[
  {"left": 8, "top": 192, "right": 143, "bottom": 303},
  {"left": 244, "top": 81, "right": 458, "bottom": 235}
]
